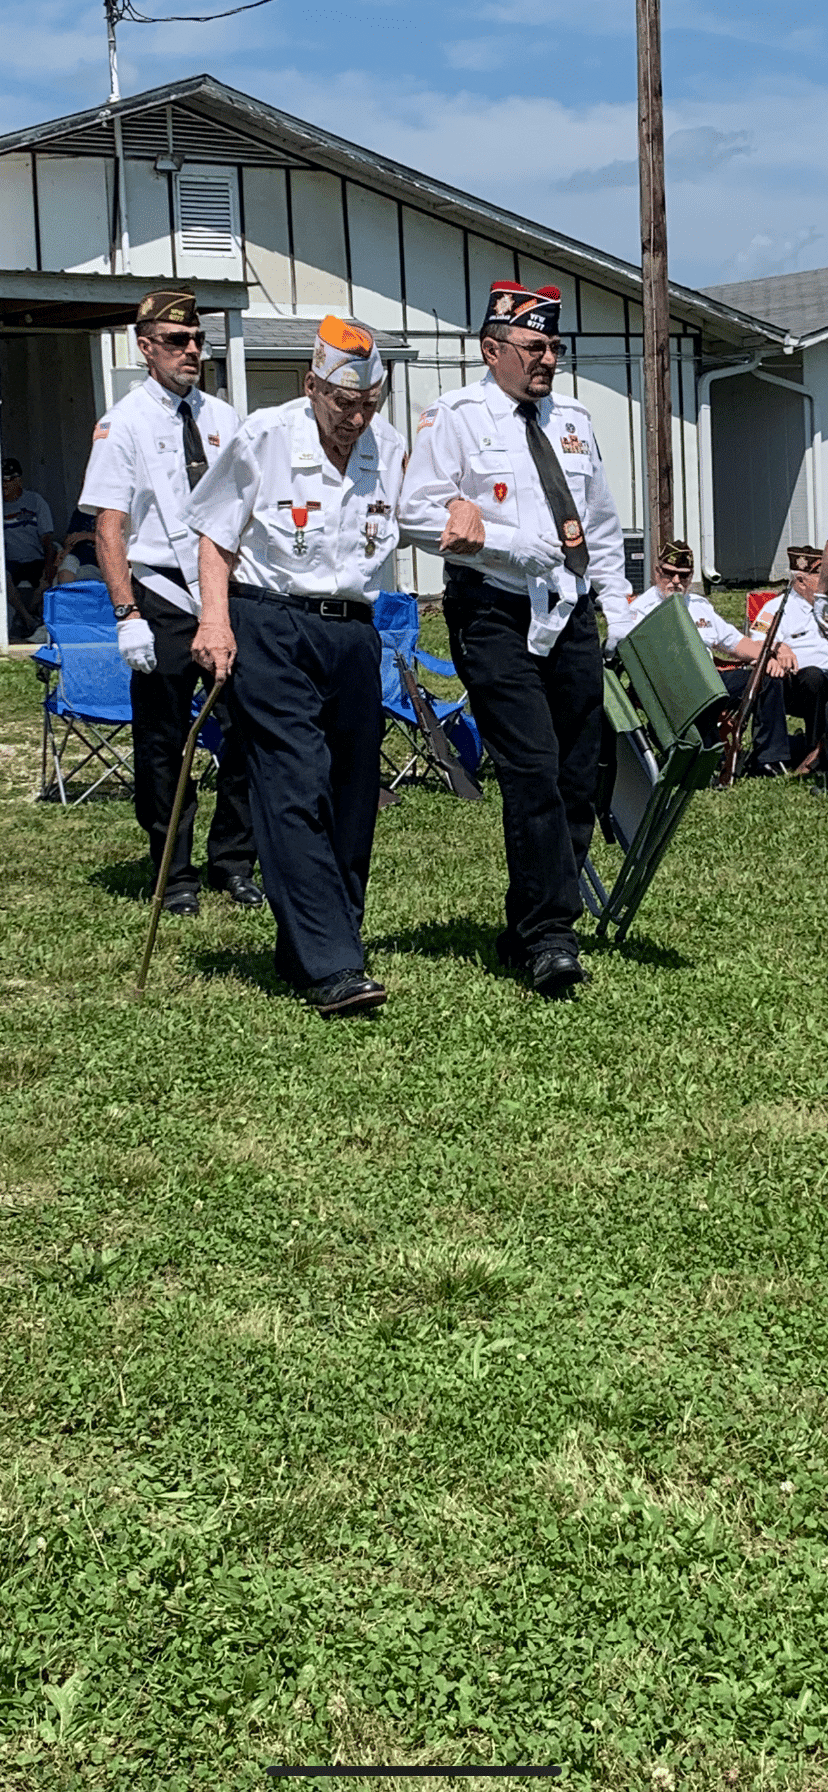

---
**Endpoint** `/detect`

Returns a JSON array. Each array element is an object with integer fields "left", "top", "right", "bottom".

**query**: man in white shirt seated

[
  {"left": 751, "top": 546, "right": 828, "bottom": 770},
  {"left": 616, "top": 541, "right": 797, "bottom": 776}
]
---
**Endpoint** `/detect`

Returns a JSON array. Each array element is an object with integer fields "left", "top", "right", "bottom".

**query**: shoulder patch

[
  {"left": 417, "top": 406, "right": 438, "bottom": 432},
  {"left": 93, "top": 420, "right": 110, "bottom": 442}
]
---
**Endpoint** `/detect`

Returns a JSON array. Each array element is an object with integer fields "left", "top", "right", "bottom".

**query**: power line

[{"left": 110, "top": 0, "right": 275, "bottom": 25}]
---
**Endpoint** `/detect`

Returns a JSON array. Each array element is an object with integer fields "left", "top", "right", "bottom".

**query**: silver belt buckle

[{"left": 319, "top": 599, "right": 345, "bottom": 618}]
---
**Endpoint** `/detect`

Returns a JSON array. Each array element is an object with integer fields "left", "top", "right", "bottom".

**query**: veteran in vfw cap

[
  {"left": 615, "top": 538, "right": 796, "bottom": 774},
  {"left": 78, "top": 287, "right": 262, "bottom": 916},
  {"left": 748, "top": 546, "right": 828, "bottom": 760},
  {"left": 186, "top": 314, "right": 408, "bottom": 1017},
  {"left": 398, "top": 277, "right": 631, "bottom": 999}
]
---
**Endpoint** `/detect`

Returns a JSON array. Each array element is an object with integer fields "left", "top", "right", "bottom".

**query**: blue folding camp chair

[
  {"left": 34, "top": 582, "right": 135, "bottom": 805},
  {"left": 373, "top": 590, "right": 482, "bottom": 800}
]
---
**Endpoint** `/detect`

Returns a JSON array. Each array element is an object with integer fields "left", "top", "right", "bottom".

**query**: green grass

[{"left": 2, "top": 611, "right": 828, "bottom": 1792}]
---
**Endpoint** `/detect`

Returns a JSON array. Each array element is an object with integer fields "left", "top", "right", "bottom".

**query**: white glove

[
  {"left": 814, "top": 595, "right": 828, "bottom": 642},
  {"left": 508, "top": 529, "right": 564, "bottom": 582},
  {"left": 117, "top": 616, "right": 157, "bottom": 674}
]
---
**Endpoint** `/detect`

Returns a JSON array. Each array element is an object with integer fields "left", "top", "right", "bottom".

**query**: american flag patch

[{"left": 93, "top": 421, "right": 110, "bottom": 442}]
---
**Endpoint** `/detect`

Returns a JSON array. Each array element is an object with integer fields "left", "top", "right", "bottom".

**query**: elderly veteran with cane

[
  {"left": 187, "top": 316, "right": 407, "bottom": 1018},
  {"left": 398, "top": 279, "right": 631, "bottom": 999},
  {"left": 79, "top": 289, "right": 261, "bottom": 916}
]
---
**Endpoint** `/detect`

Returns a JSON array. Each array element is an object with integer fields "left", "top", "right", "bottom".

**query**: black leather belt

[{"left": 230, "top": 582, "right": 373, "bottom": 621}]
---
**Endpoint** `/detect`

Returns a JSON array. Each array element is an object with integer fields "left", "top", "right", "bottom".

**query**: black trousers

[
  {"left": 444, "top": 580, "right": 604, "bottom": 958},
  {"left": 784, "top": 665, "right": 828, "bottom": 755},
  {"left": 717, "top": 666, "right": 791, "bottom": 766},
  {"left": 131, "top": 582, "right": 256, "bottom": 893},
  {"left": 228, "top": 591, "right": 383, "bottom": 986}
]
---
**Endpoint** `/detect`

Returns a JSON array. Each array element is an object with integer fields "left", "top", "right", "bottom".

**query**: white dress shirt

[
  {"left": 185, "top": 397, "right": 407, "bottom": 602},
  {"left": 751, "top": 588, "right": 828, "bottom": 672},
  {"left": 619, "top": 585, "right": 743, "bottom": 656},
  {"left": 79, "top": 378, "right": 240, "bottom": 616},
  {"left": 398, "top": 371, "right": 630, "bottom": 655}
]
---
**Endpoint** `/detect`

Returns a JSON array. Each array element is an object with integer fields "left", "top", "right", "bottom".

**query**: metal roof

[
  {"left": 704, "top": 269, "right": 828, "bottom": 341},
  {"left": 0, "top": 74, "right": 788, "bottom": 352},
  {"left": 203, "top": 315, "right": 417, "bottom": 361}
]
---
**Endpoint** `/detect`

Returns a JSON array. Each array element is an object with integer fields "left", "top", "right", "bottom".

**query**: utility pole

[
  {"left": 636, "top": 0, "right": 673, "bottom": 563},
  {"left": 105, "top": 0, "right": 120, "bottom": 101},
  {"left": 103, "top": 0, "right": 131, "bottom": 272}
]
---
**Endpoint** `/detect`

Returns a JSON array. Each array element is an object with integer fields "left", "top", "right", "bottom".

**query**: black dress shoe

[
  {"left": 306, "top": 969, "right": 387, "bottom": 1017},
  {"left": 218, "top": 874, "right": 265, "bottom": 907},
  {"left": 162, "top": 888, "right": 200, "bottom": 917},
  {"left": 531, "top": 947, "right": 590, "bottom": 999}
]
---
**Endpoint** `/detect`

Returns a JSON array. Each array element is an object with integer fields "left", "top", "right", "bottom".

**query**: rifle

[
  {"left": 717, "top": 586, "right": 791, "bottom": 787},
  {"left": 395, "top": 652, "right": 482, "bottom": 801}
]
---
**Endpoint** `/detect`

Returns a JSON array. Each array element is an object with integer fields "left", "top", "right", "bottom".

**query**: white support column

[{"left": 225, "top": 311, "right": 248, "bottom": 420}]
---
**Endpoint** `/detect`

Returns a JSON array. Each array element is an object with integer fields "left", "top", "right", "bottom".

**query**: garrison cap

[
  {"left": 787, "top": 544, "right": 822, "bottom": 574},
  {"left": 136, "top": 290, "right": 199, "bottom": 328},
  {"left": 2, "top": 457, "right": 22, "bottom": 478},
  {"left": 311, "top": 315, "right": 384, "bottom": 390},
  {"left": 481, "top": 279, "right": 562, "bottom": 337},
  {"left": 658, "top": 539, "right": 694, "bottom": 572}
]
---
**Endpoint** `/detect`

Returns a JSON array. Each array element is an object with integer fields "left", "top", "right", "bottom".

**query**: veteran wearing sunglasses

[
  {"left": 79, "top": 290, "right": 261, "bottom": 916},
  {"left": 399, "top": 279, "right": 631, "bottom": 1001},
  {"left": 186, "top": 317, "right": 407, "bottom": 1017}
]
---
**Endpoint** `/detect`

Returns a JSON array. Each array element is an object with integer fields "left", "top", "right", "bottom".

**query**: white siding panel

[
  {"left": 579, "top": 281, "right": 626, "bottom": 333},
  {"left": 346, "top": 185, "right": 403, "bottom": 329},
  {"left": 38, "top": 156, "right": 110, "bottom": 274},
  {"left": 402, "top": 210, "right": 467, "bottom": 331},
  {"left": 467, "top": 232, "right": 512, "bottom": 327},
  {"left": 678, "top": 340, "right": 701, "bottom": 559},
  {"left": 518, "top": 255, "right": 577, "bottom": 328},
  {"left": 0, "top": 154, "right": 37, "bottom": 269},
  {"left": 576, "top": 338, "right": 634, "bottom": 529},
  {"left": 628, "top": 346, "right": 644, "bottom": 535},
  {"left": 292, "top": 171, "right": 348, "bottom": 312},
  {"left": 125, "top": 159, "right": 172, "bottom": 278},
  {"left": 242, "top": 167, "right": 291, "bottom": 309}
]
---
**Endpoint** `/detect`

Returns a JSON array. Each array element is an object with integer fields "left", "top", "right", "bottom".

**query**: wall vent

[{"left": 176, "top": 172, "right": 237, "bottom": 257}]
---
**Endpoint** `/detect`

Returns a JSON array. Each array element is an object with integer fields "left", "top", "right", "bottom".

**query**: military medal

[
  {"left": 364, "top": 519, "right": 379, "bottom": 557},
  {"left": 292, "top": 506, "right": 308, "bottom": 555}
]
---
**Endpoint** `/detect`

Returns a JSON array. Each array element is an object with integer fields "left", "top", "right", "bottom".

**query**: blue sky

[{"left": 3, "top": 0, "right": 828, "bottom": 289}]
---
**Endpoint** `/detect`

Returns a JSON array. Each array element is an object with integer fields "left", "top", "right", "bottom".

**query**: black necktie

[
  {"left": 516, "top": 400, "right": 589, "bottom": 579},
  {"left": 178, "top": 398, "right": 208, "bottom": 490}
]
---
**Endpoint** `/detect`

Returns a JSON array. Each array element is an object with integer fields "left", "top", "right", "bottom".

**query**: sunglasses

[{"left": 151, "top": 330, "right": 206, "bottom": 351}]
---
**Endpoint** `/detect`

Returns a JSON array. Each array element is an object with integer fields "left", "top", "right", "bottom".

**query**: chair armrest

[{"left": 414, "top": 647, "right": 457, "bottom": 679}]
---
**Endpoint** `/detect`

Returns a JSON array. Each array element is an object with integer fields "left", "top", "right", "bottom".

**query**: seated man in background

[
  {"left": 750, "top": 546, "right": 828, "bottom": 770},
  {"left": 55, "top": 506, "right": 102, "bottom": 584},
  {"left": 3, "top": 456, "right": 56, "bottom": 640},
  {"left": 616, "top": 540, "right": 796, "bottom": 776}
]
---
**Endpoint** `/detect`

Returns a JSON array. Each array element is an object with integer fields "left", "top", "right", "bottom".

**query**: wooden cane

[{"left": 135, "top": 678, "right": 225, "bottom": 996}]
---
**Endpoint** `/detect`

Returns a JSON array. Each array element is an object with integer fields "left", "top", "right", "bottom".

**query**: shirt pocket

[{"left": 466, "top": 451, "right": 519, "bottom": 523}]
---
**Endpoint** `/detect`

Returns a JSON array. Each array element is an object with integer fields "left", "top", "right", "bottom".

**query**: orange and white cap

[{"left": 311, "top": 315, "right": 384, "bottom": 389}]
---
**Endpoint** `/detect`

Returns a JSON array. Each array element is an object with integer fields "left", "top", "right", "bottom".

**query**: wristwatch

[{"left": 112, "top": 603, "right": 139, "bottom": 621}]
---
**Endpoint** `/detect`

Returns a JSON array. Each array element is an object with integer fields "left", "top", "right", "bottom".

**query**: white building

[{"left": 0, "top": 73, "right": 812, "bottom": 619}]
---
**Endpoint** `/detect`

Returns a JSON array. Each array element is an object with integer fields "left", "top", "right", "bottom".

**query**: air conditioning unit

[{"left": 623, "top": 529, "right": 646, "bottom": 594}]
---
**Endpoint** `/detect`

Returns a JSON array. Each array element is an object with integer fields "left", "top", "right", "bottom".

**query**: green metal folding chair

[{"left": 581, "top": 595, "right": 727, "bottom": 941}]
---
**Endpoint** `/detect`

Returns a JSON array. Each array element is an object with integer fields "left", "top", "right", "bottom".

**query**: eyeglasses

[
  {"left": 658, "top": 566, "right": 692, "bottom": 583},
  {"left": 507, "top": 337, "right": 567, "bottom": 364},
  {"left": 319, "top": 386, "right": 381, "bottom": 418},
  {"left": 150, "top": 330, "right": 206, "bottom": 351}
]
